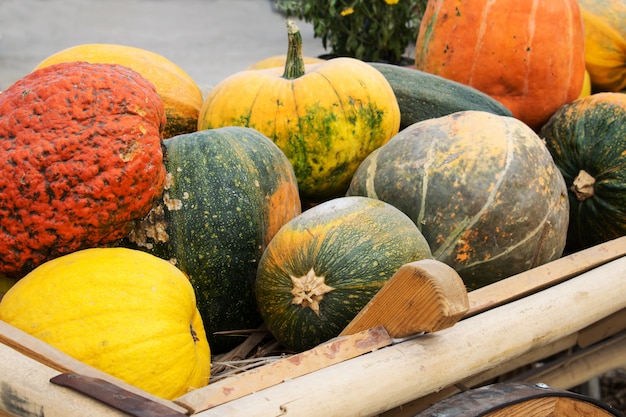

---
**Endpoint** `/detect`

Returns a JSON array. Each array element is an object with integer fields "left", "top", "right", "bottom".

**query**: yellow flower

[
  {"left": 340, "top": 7, "right": 354, "bottom": 16},
  {"left": 385, "top": 0, "right": 399, "bottom": 4}
]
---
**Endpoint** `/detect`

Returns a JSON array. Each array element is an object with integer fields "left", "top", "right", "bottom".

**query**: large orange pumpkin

[{"left": 414, "top": 0, "right": 586, "bottom": 131}]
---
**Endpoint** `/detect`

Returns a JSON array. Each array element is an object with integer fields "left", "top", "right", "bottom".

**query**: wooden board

[
  {"left": 578, "top": 308, "right": 626, "bottom": 348},
  {"left": 466, "top": 236, "right": 626, "bottom": 317},
  {"left": 0, "top": 320, "right": 189, "bottom": 416},
  {"left": 175, "top": 326, "right": 392, "bottom": 413},
  {"left": 193, "top": 255, "right": 626, "bottom": 416}
]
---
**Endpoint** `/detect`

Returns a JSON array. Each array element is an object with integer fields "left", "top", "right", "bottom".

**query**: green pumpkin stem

[{"left": 282, "top": 19, "right": 306, "bottom": 80}]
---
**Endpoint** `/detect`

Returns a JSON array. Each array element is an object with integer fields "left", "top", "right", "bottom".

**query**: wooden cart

[{"left": 1, "top": 236, "right": 625, "bottom": 417}]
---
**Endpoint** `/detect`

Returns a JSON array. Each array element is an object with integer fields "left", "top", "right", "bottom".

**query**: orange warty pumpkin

[
  {"left": 0, "top": 62, "right": 166, "bottom": 277},
  {"left": 414, "top": 0, "right": 586, "bottom": 131}
]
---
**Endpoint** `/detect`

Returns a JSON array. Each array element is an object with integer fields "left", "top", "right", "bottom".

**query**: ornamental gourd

[
  {"left": 255, "top": 196, "right": 432, "bottom": 352},
  {"left": 0, "top": 62, "right": 166, "bottom": 278},
  {"left": 125, "top": 127, "right": 301, "bottom": 354},
  {"left": 414, "top": 0, "right": 586, "bottom": 131},
  {"left": 577, "top": 0, "right": 626, "bottom": 92},
  {"left": 197, "top": 20, "right": 400, "bottom": 201},
  {"left": 540, "top": 92, "right": 626, "bottom": 251},
  {"left": 347, "top": 111, "right": 569, "bottom": 290},
  {"left": 34, "top": 43, "right": 203, "bottom": 138},
  {"left": 0, "top": 247, "right": 211, "bottom": 400}
]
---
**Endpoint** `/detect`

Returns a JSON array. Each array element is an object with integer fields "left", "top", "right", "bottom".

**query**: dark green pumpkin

[
  {"left": 347, "top": 111, "right": 569, "bottom": 290},
  {"left": 255, "top": 196, "right": 432, "bottom": 352},
  {"left": 125, "top": 126, "right": 301, "bottom": 353},
  {"left": 368, "top": 62, "right": 513, "bottom": 131},
  {"left": 540, "top": 92, "right": 626, "bottom": 251}
]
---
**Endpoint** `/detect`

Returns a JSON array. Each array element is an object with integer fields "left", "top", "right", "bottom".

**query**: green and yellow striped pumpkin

[{"left": 197, "top": 21, "right": 400, "bottom": 202}]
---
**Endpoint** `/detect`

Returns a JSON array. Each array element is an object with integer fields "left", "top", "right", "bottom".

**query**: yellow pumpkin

[
  {"left": 197, "top": 21, "right": 400, "bottom": 201},
  {"left": 0, "top": 247, "right": 211, "bottom": 400},
  {"left": 34, "top": 43, "right": 203, "bottom": 138},
  {"left": 578, "top": 0, "right": 626, "bottom": 92}
]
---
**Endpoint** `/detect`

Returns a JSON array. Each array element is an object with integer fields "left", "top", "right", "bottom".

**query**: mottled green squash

[
  {"left": 347, "top": 111, "right": 569, "bottom": 290},
  {"left": 540, "top": 92, "right": 626, "bottom": 251},
  {"left": 255, "top": 196, "right": 432, "bottom": 352},
  {"left": 125, "top": 127, "right": 301, "bottom": 353},
  {"left": 368, "top": 62, "right": 513, "bottom": 130}
]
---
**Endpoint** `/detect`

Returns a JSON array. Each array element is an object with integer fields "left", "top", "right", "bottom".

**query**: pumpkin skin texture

[
  {"left": 0, "top": 247, "right": 211, "bottom": 400},
  {"left": 577, "top": 0, "right": 626, "bottom": 92},
  {"left": 34, "top": 43, "right": 203, "bottom": 138},
  {"left": 255, "top": 196, "right": 432, "bottom": 352},
  {"left": 540, "top": 92, "right": 626, "bottom": 251},
  {"left": 368, "top": 62, "right": 513, "bottom": 130},
  {"left": 198, "top": 22, "right": 400, "bottom": 201},
  {"left": 347, "top": 111, "right": 569, "bottom": 290},
  {"left": 125, "top": 127, "right": 301, "bottom": 353},
  {"left": 578, "top": 0, "right": 626, "bottom": 92},
  {"left": 414, "top": 0, "right": 586, "bottom": 131},
  {"left": 0, "top": 62, "right": 166, "bottom": 278}
]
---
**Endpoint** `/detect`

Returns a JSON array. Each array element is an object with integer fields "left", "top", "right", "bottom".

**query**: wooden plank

[
  {"left": 466, "top": 236, "right": 626, "bottom": 317},
  {"left": 178, "top": 260, "right": 466, "bottom": 413},
  {"left": 340, "top": 259, "right": 469, "bottom": 337},
  {"left": 175, "top": 326, "right": 393, "bottom": 413},
  {"left": 0, "top": 338, "right": 133, "bottom": 417},
  {"left": 578, "top": 308, "right": 626, "bottom": 348},
  {"left": 0, "top": 320, "right": 189, "bottom": 416},
  {"left": 512, "top": 331, "right": 626, "bottom": 390},
  {"left": 194, "top": 256, "right": 626, "bottom": 417},
  {"left": 182, "top": 240, "right": 625, "bottom": 414},
  {"left": 399, "top": 332, "right": 626, "bottom": 417},
  {"left": 380, "top": 333, "right": 580, "bottom": 417}
]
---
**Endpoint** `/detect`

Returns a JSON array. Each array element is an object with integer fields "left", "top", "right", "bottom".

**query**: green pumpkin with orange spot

[
  {"left": 347, "top": 111, "right": 570, "bottom": 290},
  {"left": 125, "top": 126, "right": 301, "bottom": 353}
]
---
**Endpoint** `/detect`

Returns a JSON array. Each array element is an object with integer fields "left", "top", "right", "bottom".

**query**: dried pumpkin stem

[
  {"left": 571, "top": 169, "right": 596, "bottom": 201},
  {"left": 290, "top": 268, "right": 335, "bottom": 315},
  {"left": 282, "top": 19, "right": 306, "bottom": 80}
]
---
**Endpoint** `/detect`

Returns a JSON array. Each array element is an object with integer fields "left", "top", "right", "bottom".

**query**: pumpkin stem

[
  {"left": 290, "top": 268, "right": 335, "bottom": 315},
  {"left": 571, "top": 169, "right": 595, "bottom": 201},
  {"left": 282, "top": 19, "right": 306, "bottom": 80}
]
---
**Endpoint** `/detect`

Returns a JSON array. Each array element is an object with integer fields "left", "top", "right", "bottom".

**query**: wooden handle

[
  {"left": 175, "top": 326, "right": 392, "bottom": 413},
  {"left": 340, "top": 259, "right": 469, "bottom": 338}
]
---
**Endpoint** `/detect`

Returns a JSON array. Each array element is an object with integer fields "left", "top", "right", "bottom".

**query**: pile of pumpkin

[{"left": 0, "top": 0, "right": 624, "bottom": 402}]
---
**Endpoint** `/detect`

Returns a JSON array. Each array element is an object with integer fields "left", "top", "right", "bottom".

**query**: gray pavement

[{"left": 0, "top": 0, "right": 328, "bottom": 91}]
